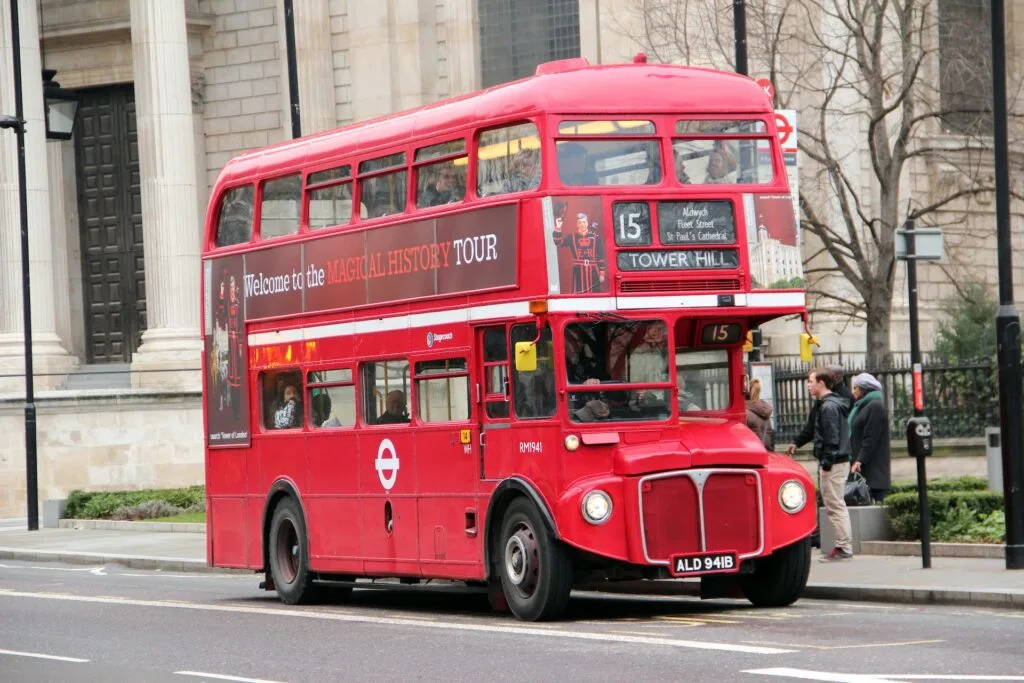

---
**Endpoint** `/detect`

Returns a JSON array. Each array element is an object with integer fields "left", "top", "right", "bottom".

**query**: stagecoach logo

[
  {"left": 376, "top": 438, "right": 400, "bottom": 491},
  {"left": 426, "top": 331, "right": 454, "bottom": 348}
]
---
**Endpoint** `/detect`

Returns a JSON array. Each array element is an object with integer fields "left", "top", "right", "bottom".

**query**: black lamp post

[{"left": 1, "top": 0, "right": 78, "bottom": 530}]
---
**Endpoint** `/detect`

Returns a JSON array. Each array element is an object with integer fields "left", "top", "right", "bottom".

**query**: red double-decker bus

[{"left": 201, "top": 56, "right": 815, "bottom": 621}]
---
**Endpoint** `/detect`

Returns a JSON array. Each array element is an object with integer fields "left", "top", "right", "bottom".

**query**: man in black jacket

[{"left": 787, "top": 367, "right": 853, "bottom": 561}]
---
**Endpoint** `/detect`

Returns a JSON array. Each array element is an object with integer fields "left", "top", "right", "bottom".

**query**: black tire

[
  {"left": 496, "top": 498, "right": 572, "bottom": 621},
  {"left": 740, "top": 536, "right": 811, "bottom": 607},
  {"left": 267, "top": 497, "right": 320, "bottom": 605}
]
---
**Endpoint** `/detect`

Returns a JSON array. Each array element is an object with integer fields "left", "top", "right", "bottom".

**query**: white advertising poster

[{"left": 774, "top": 109, "right": 800, "bottom": 248}]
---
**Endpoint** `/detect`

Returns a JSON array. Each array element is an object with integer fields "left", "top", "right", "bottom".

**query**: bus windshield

[
  {"left": 676, "top": 348, "right": 731, "bottom": 412},
  {"left": 564, "top": 319, "right": 671, "bottom": 423}
]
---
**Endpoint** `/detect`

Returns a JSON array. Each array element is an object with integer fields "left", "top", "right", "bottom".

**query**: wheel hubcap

[
  {"left": 504, "top": 523, "right": 539, "bottom": 597},
  {"left": 274, "top": 519, "right": 299, "bottom": 584}
]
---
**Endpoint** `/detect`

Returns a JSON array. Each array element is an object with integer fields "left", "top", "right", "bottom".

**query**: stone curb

[
  {"left": 58, "top": 519, "right": 205, "bottom": 533},
  {"left": 0, "top": 547, "right": 247, "bottom": 574},
  {"left": 589, "top": 579, "right": 1024, "bottom": 610},
  {"left": 861, "top": 540, "right": 1005, "bottom": 559}
]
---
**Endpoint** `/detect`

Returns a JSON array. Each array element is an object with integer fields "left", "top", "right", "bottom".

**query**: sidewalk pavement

[{"left": 0, "top": 526, "right": 1020, "bottom": 609}]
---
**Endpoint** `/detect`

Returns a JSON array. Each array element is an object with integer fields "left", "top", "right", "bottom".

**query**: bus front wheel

[
  {"left": 268, "top": 497, "right": 319, "bottom": 605},
  {"left": 497, "top": 498, "right": 572, "bottom": 621},
  {"left": 739, "top": 536, "right": 811, "bottom": 607}
]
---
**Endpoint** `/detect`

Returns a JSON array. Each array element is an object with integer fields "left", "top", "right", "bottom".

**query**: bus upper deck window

[
  {"left": 308, "top": 165, "right": 355, "bottom": 229},
  {"left": 215, "top": 185, "right": 254, "bottom": 247},
  {"left": 260, "top": 174, "right": 301, "bottom": 239},
  {"left": 359, "top": 152, "right": 407, "bottom": 219},
  {"left": 673, "top": 119, "right": 773, "bottom": 186},
  {"left": 476, "top": 122, "right": 541, "bottom": 197},
  {"left": 556, "top": 120, "right": 660, "bottom": 187},
  {"left": 415, "top": 139, "right": 467, "bottom": 208}
]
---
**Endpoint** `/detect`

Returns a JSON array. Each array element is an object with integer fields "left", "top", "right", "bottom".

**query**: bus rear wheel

[
  {"left": 268, "top": 497, "right": 320, "bottom": 605},
  {"left": 497, "top": 498, "right": 572, "bottom": 621},
  {"left": 740, "top": 536, "right": 811, "bottom": 607}
]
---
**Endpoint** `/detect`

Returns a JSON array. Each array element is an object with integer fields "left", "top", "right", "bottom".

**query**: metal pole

[
  {"left": 283, "top": 0, "right": 301, "bottom": 139},
  {"left": 7, "top": 0, "right": 38, "bottom": 530},
  {"left": 906, "top": 222, "right": 931, "bottom": 568},
  {"left": 733, "top": 0, "right": 747, "bottom": 76},
  {"left": 989, "top": 0, "right": 1024, "bottom": 569}
]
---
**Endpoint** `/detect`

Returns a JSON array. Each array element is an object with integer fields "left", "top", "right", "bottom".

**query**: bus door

[
  {"left": 477, "top": 326, "right": 515, "bottom": 480},
  {"left": 410, "top": 354, "right": 482, "bottom": 571},
  {"left": 358, "top": 360, "right": 418, "bottom": 575}
]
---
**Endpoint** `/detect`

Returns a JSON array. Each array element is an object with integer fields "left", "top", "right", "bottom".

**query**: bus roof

[{"left": 215, "top": 58, "right": 772, "bottom": 184}]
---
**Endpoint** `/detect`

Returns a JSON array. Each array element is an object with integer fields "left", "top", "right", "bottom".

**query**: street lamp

[
  {"left": 1, "top": 0, "right": 39, "bottom": 530},
  {"left": 42, "top": 69, "right": 78, "bottom": 140}
]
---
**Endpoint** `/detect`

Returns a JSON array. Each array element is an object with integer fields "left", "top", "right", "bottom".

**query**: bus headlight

[
  {"left": 564, "top": 435, "right": 580, "bottom": 451},
  {"left": 778, "top": 480, "right": 807, "bottom": 514},
  {"left": 582, "top": 490, "right": 612, "bottom": 525}
]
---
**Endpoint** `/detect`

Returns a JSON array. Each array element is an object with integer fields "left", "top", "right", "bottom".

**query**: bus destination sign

[
  {"left": 658, "top": 201, "right": 735, "bottom": 245},
  {"left": 617, "top": 249, "right": 738, "bottom": 271}
]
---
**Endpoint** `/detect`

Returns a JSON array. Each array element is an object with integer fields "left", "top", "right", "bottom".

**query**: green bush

[
  {"left": 889, "top": 476, "right": 989, "bottom": 495},
  {"left": 64, "top": 486, "right": 205, "bottom": 520},
  {"left": 886, "top": 489, "right": 1004, "bottom": 542}
]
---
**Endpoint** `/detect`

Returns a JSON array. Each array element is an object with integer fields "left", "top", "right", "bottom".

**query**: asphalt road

[{"left": 0, "top": 559, "right": 1022, "bottom": 683}]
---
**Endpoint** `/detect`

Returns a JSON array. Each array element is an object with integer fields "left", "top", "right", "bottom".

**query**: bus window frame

[
  {"left": 257, "top": 172, "right": 303, "bottom": 242},
  {"left": 411, "top": 355, "right": 473, "bottom": 424},
  {"left": 413, "top": 138, "right": 469, "bottom": 210},
  {"left": 356, "top": 151, "right": 411, "bottom": 222},
  {"left": 306, "top": 365, "right": 356, "bottom": 429},
  {"left": 671, "top": 116, "right": 778, "bottom": 187},
  {"left": 474, "top": 119, "right": 544, "bottom": 199},
  {"left": 360, "top": 357, "right": 413, "bottom": 427},
  {"left": 550, "top": 115, "right": 664, "bottom": 189},
  {"left": 259, "top": 367, "right": 305, "bottom": 432},
  {"left": 304, "top": 164, "right": 354, "bottom": 233},
  {"left": 211, "top": 183, "right": 256, "bottom": 250}
]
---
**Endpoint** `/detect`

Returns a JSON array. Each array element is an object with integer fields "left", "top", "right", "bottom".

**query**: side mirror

[{"left": 514, "top": 341, "right": 537, "bottom": 372}]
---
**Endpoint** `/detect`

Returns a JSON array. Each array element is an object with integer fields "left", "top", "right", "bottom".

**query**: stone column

[
  {"left": 289, "top": 1, "right": 336, "bottom": 135},
  {"left": 129, "top": 0, "right": 202, "bottom": 389},
  {"left": 0, "top": 0, "right": 78, "bottom": 391},
  {"left": 444, "top": 0, "right": 480, "bottom": 96},
  {"left": 46, "top": 139, "right": 81, "bottom": 361}
]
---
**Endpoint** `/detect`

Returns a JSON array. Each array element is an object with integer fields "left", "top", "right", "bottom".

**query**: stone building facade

[{"left": 0, "top": 0, "right": 1017, "bottom": 516}]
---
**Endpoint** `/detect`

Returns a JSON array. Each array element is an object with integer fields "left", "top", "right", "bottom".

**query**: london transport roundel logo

[
  {"left": 376, "top": 439, "right": 400, "bottom": 491},
  {"left": 426, "top": 332, "right": 434, "bottom": 348}
]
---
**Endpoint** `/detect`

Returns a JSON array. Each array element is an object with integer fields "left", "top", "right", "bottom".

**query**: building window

[
  {"left": 478, "top": 0, "right": 581, "bottom": 88},
  {"left": 938, "top": 0, "right": 992, "bottom": 135}
]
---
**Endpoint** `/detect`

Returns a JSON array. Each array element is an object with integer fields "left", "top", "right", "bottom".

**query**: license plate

[{"left": 669, "top": 551, "right": 739, "bottom": 576}]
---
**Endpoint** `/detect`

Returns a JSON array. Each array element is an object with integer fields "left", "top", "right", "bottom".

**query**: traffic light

[{"left": 799, "top": 332, "right": 819, "bottom": 362}]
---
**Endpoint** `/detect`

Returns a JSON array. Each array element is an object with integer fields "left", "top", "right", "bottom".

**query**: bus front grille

[
  {"left": 639, "top": 470, "right": 763, "bottom": 563},
  {"left": 618, "top": 278, "right": 741, "bottom": 294}
]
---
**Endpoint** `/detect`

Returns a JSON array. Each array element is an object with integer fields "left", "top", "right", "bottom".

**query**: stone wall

[{"left": 0, "top": 391, "right": 204, "bottom": 519}]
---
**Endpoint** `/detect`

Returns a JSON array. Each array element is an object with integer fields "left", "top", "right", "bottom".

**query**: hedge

[
  {"left": 886, "top": 489, "right": 1005, "bottom": 541},
  {"left": 64, "top": 486, "right": 205, "bottom": 520},
  {"left": 889, "top": 475, "right": 989, "bottom": 495}
]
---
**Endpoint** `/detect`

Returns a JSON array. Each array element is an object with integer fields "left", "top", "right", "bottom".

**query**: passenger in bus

[
  {"left": 419, "top": 166, "right": 462, "bottom": 206},
  {"left": 273, "top": 384, "right": 303, "bottom": 429},
  {"left": 702, "top": 141, "right": 738, "bottom": 183},
  {"left": 505, "top": 148, "right": 541, "bottom": 193},
  {"left": 375, "top": 390, "right": 410, "bottom": 424},
  {"left": 557, "top": 142, "right": 596, "bottom": 186},
  {"left": 675, "top": 156, "right": 692, "bottom": 184}
]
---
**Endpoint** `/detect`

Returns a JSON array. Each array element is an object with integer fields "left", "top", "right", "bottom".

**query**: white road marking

[
  {"left": 175, "top": 672, "right": 285, "bottom": 683},
  {"left": 0, "top": 589, "right": 794, "bottom": 655},
  {"left": 0, "top": 648, "right": 89, "bottom": 663},
  {"left": 745, "top": 669, "right": 1024, "bottom": 682}
]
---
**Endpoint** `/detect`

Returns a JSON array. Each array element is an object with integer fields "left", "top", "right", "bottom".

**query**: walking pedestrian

[
  {"left": 849, "top": 372, "right": 892, "bottom": 503},
  {"left": 744, "top": 378, "right": 774, "bottom": 449},
  {"left": 786, "top": 367, "right": 853, "bottom": 561},
  {"left": 828, "top": 364, "right": 854, "bottom": 405}
]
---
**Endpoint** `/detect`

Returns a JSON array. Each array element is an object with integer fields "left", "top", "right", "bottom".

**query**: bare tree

[{"left": 622, "top": 0, "right": 1007, "bottom": 367}]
